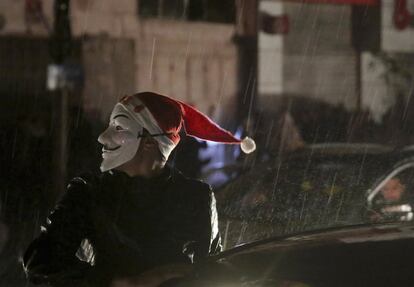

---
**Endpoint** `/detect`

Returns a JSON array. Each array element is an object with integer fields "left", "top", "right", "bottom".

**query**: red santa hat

[{"left": 117, "top": 92, "right": 256, "bottom": 159}]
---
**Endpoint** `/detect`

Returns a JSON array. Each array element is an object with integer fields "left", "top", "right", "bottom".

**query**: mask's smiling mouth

[{"left": 103, "top": 145, "right": 121, "bottom": 152}]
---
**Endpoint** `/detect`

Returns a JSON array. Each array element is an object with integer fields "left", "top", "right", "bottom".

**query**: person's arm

[
  {"left": 181, "top": 182, "right": 222, "bottom": 263},
  {"left": 208, "top": 188, "right": 222, "bottom": 255},
  {"left": 23, "top": 177, "right": 95, "bottom": 285}
]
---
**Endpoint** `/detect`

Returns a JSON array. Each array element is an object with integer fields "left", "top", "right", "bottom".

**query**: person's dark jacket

[{"left": 23, "top": 167, "right": 221, "bottom": 287}]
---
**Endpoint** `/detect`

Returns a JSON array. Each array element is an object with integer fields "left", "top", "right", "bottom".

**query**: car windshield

[{"left": 217, "top": 149, "right": 393, "bottom": 248}]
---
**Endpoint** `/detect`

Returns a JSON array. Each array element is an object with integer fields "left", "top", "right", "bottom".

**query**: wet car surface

[
  {"left": 216, "top": 144, "right": 414, "bottom": 248},
  {"left": 180, "top": 222, "right": 414, "bottom": 287}
]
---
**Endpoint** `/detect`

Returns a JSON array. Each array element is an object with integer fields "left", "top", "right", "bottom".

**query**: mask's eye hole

[{"left": 115, "top": 125, "right": 124, "bottom": 131}]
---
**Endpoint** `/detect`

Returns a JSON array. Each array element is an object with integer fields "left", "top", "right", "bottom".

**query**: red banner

[
  {"left": 394, "top": 0, "right": 412, "bottom": 30},
  {"left": 286, "top": 0, "right": 378, "bottom": 5}
]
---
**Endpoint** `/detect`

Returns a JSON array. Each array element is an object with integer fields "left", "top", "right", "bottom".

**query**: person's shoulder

[
  {"left": 51, "top": 172, "right": 102, "bottom": 206},
  {"left": 172, "top": 168, "right": 210, "bottom": 187},
  {"left": 68, "top": 171, "right": 101, "bottom": 189},
  {"left": 171, "top": 169, "right": 212, "bottom": 197},
  {"left": 66, "top": 171, "right": 114, "bottom": 198}
]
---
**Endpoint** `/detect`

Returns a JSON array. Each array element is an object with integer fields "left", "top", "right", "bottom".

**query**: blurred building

[
  {"left": 256, "top": 0, "right": 414, "bottom": 149},
  {"left": 0, "top": 0, "right": 242, "bottom": 124},
  {"left": 2, "top": 0, "right": 414, "bottom": 171},
  {"left": 258, "top": 0, "right": 366, "bottom": 111}
]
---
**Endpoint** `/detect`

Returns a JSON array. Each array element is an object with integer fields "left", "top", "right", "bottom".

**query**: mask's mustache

[{"left": 103, "top": 145, "right": 121, "bottom": 151}]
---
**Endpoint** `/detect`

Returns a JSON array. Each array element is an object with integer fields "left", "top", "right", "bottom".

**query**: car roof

[
  {"left": 248, "top": 143, "right": 414, "bottom": 176},
  {"left": 294, "top": 143, "right": 394, "bottom": 155},
  {"left": 280, "top": 143, "right": 401, "bottom": 162}
]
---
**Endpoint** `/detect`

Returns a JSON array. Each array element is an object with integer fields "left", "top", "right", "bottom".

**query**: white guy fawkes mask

[{"left": 98, "top": 104, "right": 143, "bottom": 172}]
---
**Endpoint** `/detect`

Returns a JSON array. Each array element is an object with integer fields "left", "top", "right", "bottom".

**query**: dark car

[
  {"left": 216, "top": 143, "right": 414, "bottom": 249},
  {"left": 180, "top": 222, "right": 414, "bottom": 287}
]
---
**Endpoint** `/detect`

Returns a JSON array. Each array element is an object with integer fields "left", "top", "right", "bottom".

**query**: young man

[{"left": 23, "top": 92, "right": 255, "bottom": 287}]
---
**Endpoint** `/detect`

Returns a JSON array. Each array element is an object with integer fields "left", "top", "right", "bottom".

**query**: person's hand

[{"left": 110, "top": 263, "right": 192, "bottom": 287}]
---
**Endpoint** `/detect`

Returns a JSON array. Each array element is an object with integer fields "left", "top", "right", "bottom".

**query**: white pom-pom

[{"left": 240, "top": 137, "right": 256, "bottom": 154}]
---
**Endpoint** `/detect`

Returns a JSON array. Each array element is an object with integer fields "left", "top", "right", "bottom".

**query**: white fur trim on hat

[{"left": 240, "top": 137, "right": 256, "bottom": 154}]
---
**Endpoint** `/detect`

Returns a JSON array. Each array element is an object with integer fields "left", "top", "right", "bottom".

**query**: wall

[
  {"left": 0, "top": 37, "right": 51, "bottom": 118},
  {"left": 0, "top": 0, "right": 53, "bottom": 35},
  {"left": 257, "top": 1, "right": 358, "bottom": 113},
  {"left": 82, "top": 37, "right": 136, "bottom": 118},
  {"left": 70, "top": 0, "right": 138, "bottom": 38},
  {"left": 135, "top": 19, "right": 238, "bottom": 119},
  {"left": 72, "top": 0, "right": 238, "bottom": 123},
  {"left": 282, "top": 2, "right": 357, "bottom": 110},
  {"left": 258, "top": 1, "right": 284, "bottom": 97},
  {"left": 382, "top": 0, "right": 414, "bottom": 53},
  {"left": 0, "top": 0, "right": 239, "bottom": 124}
]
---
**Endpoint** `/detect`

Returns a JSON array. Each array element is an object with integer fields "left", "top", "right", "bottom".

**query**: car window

[
  {"left": 223, "top": 161, "right": 372, "bottom": 222},
  {"left": 368, "top": 164, "right": 414, "bottom": 222},
  {"left": 218, "top": 157, "right": 381, "bottom": 247}
]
